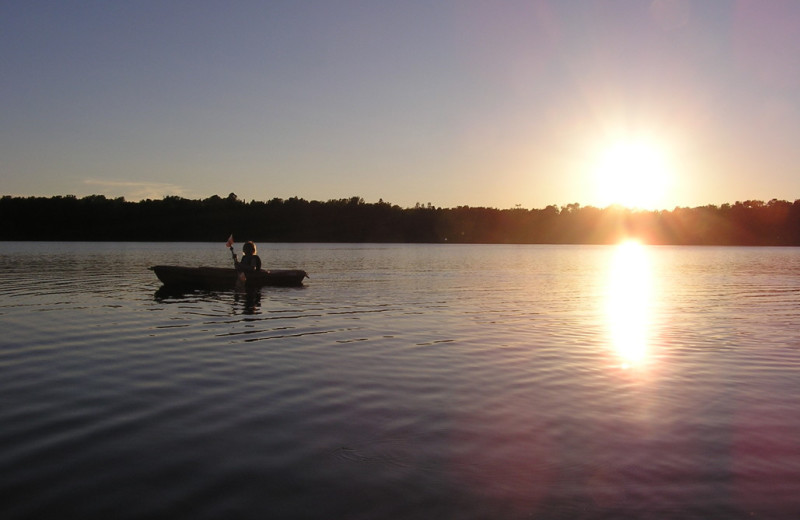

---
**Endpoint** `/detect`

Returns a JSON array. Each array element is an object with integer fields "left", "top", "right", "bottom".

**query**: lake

[{"left": 1, "top": 242, "right": 799, "bottom": 519}]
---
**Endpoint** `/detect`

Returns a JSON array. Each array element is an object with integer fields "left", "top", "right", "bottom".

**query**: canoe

[{"left": 150, "top": 265, "right": 308, "bottom": 288}]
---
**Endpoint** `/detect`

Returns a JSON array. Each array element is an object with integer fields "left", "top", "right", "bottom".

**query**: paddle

[{"left": 226, "top": 235, "right": 247, "bottom": 283}]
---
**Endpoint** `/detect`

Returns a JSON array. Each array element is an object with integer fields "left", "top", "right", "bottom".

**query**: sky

[{"left": 2, "top": 0, "right": 800, "bottom": 210}]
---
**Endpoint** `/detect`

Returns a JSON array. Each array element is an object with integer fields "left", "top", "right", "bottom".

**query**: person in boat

[{"left": 236, "top": 241, "right": 262, "bottom": 272}]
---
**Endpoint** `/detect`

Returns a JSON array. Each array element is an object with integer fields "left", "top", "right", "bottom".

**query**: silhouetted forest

[{"left": 3, "top": 194, "right": 800, "bottom": 245}]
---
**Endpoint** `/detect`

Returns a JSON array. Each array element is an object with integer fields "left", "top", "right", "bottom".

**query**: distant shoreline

[{"left": 3, "top": 194, "right": 800, "bottom": 246}]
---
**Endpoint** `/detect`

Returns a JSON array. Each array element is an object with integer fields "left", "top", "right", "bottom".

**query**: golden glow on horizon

[
  {"left": 606, "top": 241, "right": 653, "bottom": 368},
  {"left": 593, "top": 138, "right": 672, "bottom": 210}
]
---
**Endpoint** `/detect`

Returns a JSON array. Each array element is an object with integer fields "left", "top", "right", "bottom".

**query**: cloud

[{"left": 82, "top": 178, "right": 188, "bottom": 201}]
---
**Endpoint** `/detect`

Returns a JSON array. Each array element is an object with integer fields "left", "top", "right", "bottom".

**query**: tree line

[{"left": 3, "top": 194, "right": 800, "bottom": 245}]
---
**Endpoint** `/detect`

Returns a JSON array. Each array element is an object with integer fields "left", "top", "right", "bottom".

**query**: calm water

[{"left": 1, "top": 242, "right": 799, "bottom": 519}]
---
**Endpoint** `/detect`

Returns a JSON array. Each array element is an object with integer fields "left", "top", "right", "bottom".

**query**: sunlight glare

[
  {"left": 593, "top": 139, "right": 671, "bottom": 210},
  {"left": 606, "top": 241, "right": 653, "bottom": 368}
]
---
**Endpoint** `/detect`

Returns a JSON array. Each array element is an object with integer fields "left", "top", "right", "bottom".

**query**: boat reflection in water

[
  {"left": 235, "top": 287, "right": 262, "bottom": 315},
  {"left": 154, "top": 286, "right": 263, "bottom": 315},
  {"left": 605, "top": 240, "right": 656, "bottom": 369}
]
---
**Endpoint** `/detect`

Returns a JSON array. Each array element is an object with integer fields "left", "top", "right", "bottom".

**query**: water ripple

[{"left": 1, "top": 243, "right": 800, "bottom": 519}]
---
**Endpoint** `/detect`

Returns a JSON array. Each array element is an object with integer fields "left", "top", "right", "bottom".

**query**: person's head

[{"left": 243, "top": 241, "right": 257, "bottom": 255}]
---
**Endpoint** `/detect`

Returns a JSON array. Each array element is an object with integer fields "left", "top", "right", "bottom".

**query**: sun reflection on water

[{"left": 606, "top": 241, "right": 654, "bottom": 369}]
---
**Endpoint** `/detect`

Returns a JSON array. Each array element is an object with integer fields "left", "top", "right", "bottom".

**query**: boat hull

[{"left": 150, "top": 265, "right": 308, "bottom": 288}]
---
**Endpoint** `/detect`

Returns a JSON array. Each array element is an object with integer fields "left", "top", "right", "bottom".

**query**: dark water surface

[{"left": 1, "top": 242, "right": 799, "bottom": 519}]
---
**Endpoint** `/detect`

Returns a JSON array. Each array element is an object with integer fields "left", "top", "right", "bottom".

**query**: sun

[{"left": 592, "top": 138, "right": 672, "bottom": 210}]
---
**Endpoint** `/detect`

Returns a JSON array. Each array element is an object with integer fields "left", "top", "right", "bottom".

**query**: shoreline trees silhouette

[{"left": 2, "top": 194, "right": 800, "bottom": 245}]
